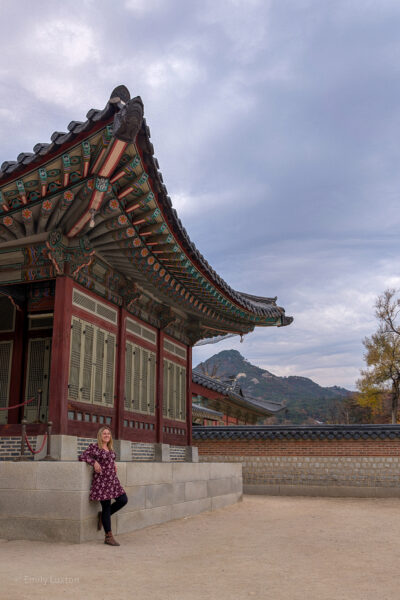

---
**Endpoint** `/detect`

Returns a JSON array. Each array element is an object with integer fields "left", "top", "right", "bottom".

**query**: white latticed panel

[
  {"left": 178, "top": 365, "right": 187, "bottom": 421},
  {"left": 132, "top": 346, "right": 141, "bottom": 412},
  {"left": 93, "top": 328, "right": 105, "bottom": 404},
  {"left": 124, "top": 343, "right": 133, "bottom": 410},
  {"left": 126, "top": 317, "right": 156, "bottom": 345},
  {"left": 0, "top": 341, "right": 13, "bottom": 424},
  {"left": 104, "top": 334, "right": 115, "bottom": 405},
  {"left": 68, "top": 318, "right": 82, "bottom": 400},
  {"left": 148, "top": 353, "right": 156, "bottom": 414},
  {"left": 81, "top": 323, "right": 94, "bottom": 403},
  {"left": 29, "top": 316, "right": 53, "bottom": 330},
  {"left": 163, "top": 358, "right": 186, "bottom": 422},
  {"left": 68, "top": 317, "right": 116, "bottom": 406},
  {"left": 72, "top": 290, "right": 96, "bottom": 313},
  {"left": 163, "top": 359, "right": 168, "bottom": 418},
  {"left": 124, "top": 342, "right": 156, "bottom": 414},
  {"left": 163, "top": 339, "right": 187, "bottom": 360},
  {"left": 72, "top": 289, "right": 118, "bottom": 325},
  {"left": 126, "top": 318, "right": 141, "bottom": 336},
  {"left": 24, "top": 338, "right": 51, "bottom": 423}
]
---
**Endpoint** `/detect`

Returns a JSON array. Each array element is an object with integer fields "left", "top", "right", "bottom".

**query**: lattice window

[
  {"left": 68, "top": 317, "right": 116, "bottom": 406},
  {"left": 0, "top": 341, "right": 13, "bottom": 425},
  {"left": 126, "top": 317, "right": 157, "bottom": 345},
  {"left": 29, "top": 316, "right": 54, "bottom": 330},
  {"left": 163, "top": 338, "right": 187, "bottom": 359},
  {"left": 163, "top": 359, "right": 186, "bottom": 422},
  {"left": 124, "top": 342, "right": 156, "bottom": 415},
  {"left": 24, "top": 338, "right": 51, "bottom": 423},
  {"left": 72, "top": 289, "right": 118, "bottom": 325}
]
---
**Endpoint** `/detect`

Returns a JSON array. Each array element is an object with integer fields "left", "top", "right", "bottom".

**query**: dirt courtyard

[{"left": 1, "top": 494, "right": 400, "bottom": 600}]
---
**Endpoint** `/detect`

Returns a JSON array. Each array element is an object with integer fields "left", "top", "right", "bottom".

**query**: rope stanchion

[
  {"left": 0, "top": 397, "right": 35, "bottom": 411},
  {"left": 25, "top": 433, "right": 47, "bottom": 455},
  {"left": 43, "top": 421, "right": 56, "bottom": 461}
]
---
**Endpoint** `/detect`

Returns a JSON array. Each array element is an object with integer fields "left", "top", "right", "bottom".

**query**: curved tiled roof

[
  {"left": 0, "top": 85, "right": 293, "bottom": 330},
  {"left": 192, "top": 403, "right": 223, "bottom": 420},
  {"left": 192, "top": 371, "right": 284, "bottom": 415},
  {"left": 193, "top": 424, "right": 400, "bottom": 440},
  {"left": 0, "top": 104, "right": 118, "bottom": 179}
]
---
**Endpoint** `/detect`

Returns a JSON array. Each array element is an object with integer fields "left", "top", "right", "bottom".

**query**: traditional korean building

[
  {"left": 192, "top": 371, "right": 284, "bottom": 425},
  {"left": 0, "top": 85, "right": 292, "bottom": 456}
]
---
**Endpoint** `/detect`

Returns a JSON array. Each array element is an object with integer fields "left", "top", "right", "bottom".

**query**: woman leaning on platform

[{"left": 79, "top": 426, "right": 128, "bottom": 546}]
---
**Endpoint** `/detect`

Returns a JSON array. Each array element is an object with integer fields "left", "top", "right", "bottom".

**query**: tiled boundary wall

[
  {"left": 0, "top": 461, "right": 242, "bottom": 543},
  {"left": 0, "top": 435, "right": 190, "bottom": 462},
  {"left": 193, "top": 425, "right": 400, "bottom": 497}
]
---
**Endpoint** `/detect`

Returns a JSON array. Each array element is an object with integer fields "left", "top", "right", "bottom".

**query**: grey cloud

[{"left": 1, "top": 0, "right": 399, "bottom": 388}]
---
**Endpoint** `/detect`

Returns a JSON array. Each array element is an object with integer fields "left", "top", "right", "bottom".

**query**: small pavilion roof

[
  {"left": 192, "top": 371, "right": 284, "bottom": 416},
  {"left": 192, "top": 403, "right": 223, "bottom": 421}
]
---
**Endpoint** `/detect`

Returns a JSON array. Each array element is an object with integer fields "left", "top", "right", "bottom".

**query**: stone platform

[{"left": 0, "top": 461, "right": 242, "bottom": 543}]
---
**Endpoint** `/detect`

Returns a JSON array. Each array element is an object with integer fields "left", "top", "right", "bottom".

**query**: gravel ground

[{"left": 1, "top": 495, "right": 400, "bottom": 600}]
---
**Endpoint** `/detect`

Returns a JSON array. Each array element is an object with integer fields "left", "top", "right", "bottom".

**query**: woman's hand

[{"left": 94, "top": 461, "right": 102, "bottom": 474}]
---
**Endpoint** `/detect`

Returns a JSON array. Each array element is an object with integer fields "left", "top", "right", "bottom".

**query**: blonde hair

[{"left": 97, "top": 426, "right": 114, "bottom": 451}]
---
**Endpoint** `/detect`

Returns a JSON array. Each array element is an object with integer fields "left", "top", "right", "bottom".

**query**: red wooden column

[
  {"left": 115, "top": 307, "right": 126, "bottom": 440},
  {"left": 156, "top": 329, "right": 165, "bottom": 444},
  {"left": 48, "top": 276, "right": 73, "bottom": 435},
  {"left": 7, "top": 302, "right": 26, "bottom": 424},
  {"left": 186, "top": 345, "right": 192, "bottom": 446}
]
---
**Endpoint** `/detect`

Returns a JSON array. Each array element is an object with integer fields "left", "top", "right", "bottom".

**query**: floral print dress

[{"left": 79, "top": 443, "right": 126, "bottom": 501}]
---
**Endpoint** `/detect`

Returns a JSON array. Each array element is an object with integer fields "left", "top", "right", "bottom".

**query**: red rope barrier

[
  {"left": 0, "top": 397, "right": 35, "bottom": 411},
  {"left": 25, "top": 433, "right": 48, "bottom": 455}
]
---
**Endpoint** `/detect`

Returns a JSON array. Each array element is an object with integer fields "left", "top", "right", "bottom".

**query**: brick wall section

[
  {"left": 196, "top": 439, "right": 400, "bottom": 456},
  {"left": 199, "top": 454, "right": 400, "bottom": 487},
  {"left": 170, "top": 445, "right": 186, "bottom": 462},
  {"left": 131, "top": 442, "right": 156, "bottom": 461},
  {"left": 78, "top": 439, "right": 158, "bottom": 462},
  {"left": 0, "top": 436, "right": 37, "bottom": 461},
  {"left": 194, "top": 434, "right": 400, "bottom": 489},
  {"left": 77, "top": 437, "right": 97, "bottom": 457}
]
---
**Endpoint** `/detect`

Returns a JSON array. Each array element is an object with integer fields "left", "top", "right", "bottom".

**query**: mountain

[{"left": 194, "top": 350, "right": 352, "bottom": 424}]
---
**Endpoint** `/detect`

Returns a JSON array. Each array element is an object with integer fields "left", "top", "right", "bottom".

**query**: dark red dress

[{"left": 78, "top": 443, "right": 126, "bottom": 501}]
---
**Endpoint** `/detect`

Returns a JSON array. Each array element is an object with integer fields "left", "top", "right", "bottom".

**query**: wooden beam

[
  {"left": 48, "top": 276, "right": 73, "bottom": 435},
  {"left": 156, "top": 328, "right": 165, "bottom": 444}
]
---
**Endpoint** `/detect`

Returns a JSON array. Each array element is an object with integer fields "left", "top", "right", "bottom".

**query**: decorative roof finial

[{"left": 109, "top": 85, "right": 131, "bottom": 106}]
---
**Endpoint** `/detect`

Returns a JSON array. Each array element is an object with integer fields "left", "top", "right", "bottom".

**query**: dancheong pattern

[{"left": 0, "top": 85, "right": 292, "bottom": 341}]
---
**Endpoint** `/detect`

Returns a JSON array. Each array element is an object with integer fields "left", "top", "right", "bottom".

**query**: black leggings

[{"left": 100, "top": 493, "right": 128, "bottom": 533}]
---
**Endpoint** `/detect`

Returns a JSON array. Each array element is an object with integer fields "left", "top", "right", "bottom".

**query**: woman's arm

[{"left": 78, "top": 443, "right": 97, "bottom": 466}]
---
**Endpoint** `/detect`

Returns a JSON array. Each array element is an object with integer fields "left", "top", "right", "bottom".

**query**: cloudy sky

[{"left": 1, "top": 0, "right": 399, "bottom": 389}]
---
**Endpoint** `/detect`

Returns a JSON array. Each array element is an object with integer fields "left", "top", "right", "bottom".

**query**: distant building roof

[
  {"left": 192, "top": 371, "right": 284, "bottom": 416},
  {"left": 192, "top": 403, "right": 223, "bottom": 420}
]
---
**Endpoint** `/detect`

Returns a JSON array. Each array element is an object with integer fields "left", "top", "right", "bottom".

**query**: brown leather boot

[{"left": 104, "top": 531, "right": 120, "bottom": 546}]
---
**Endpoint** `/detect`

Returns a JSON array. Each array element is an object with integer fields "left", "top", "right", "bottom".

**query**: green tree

[{"left": 357, "top": 289, "right": 400, "bottom": 424}]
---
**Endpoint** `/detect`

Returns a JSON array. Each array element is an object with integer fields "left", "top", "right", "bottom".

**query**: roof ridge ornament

[
  {"left": 109, "top": 85, "right": 131, "bottom": 106},
  {"left": 113, "top": 95, "right": 144, "bottom": 143}
]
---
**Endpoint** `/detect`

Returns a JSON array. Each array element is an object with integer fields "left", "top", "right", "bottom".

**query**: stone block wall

[
  {"left": 0, "top": 461, "right": 242, "bottom": 543},
  {"left": 194, "top": 425, "right": 400, "bottom": 497}
]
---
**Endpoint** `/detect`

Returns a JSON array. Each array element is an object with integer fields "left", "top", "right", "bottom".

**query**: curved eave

[
  {"left": 192, "top": 404, "right": 223, "bottom": 420},
  {"left": 0, "top": 84, "right": 293, "bottom": 331},
  {"left": 192, "top": 371, "right": 284, "bottom": 416}
]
